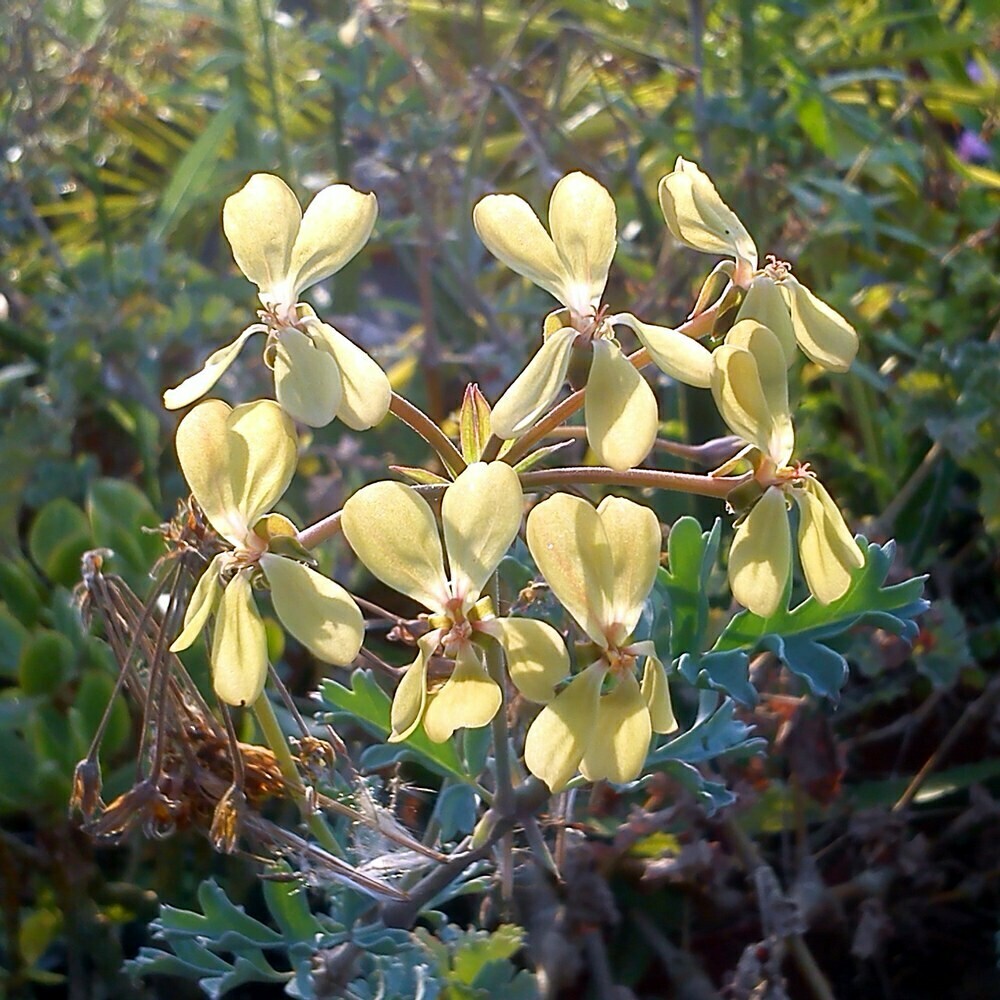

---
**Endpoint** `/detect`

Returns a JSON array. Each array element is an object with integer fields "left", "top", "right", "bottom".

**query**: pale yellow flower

[
  {"left": 169, "top": 399, "right": 364, "bottom": 705},
  {"left": 163, "top": 174, "right": 391, "bottom": 429},
  {"left": 659, "top": 158, "right": 858, "bottom": 372},
  {"left": 710, "top": 321, "right": 865, "bottom": 617},
  {"left": 342, "top": 462, "right": 557, "bottom": 743},
  {"left": 518, "top": 493, "right": 678, "bottom": 792},
  {"left": 474, "top": 172, "right": 712, "bottom": 471}
]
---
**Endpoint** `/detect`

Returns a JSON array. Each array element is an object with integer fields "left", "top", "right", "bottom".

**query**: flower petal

[
  {"left": 735, "top": 276, "right": 797, "bottom": 365},
  {"left": 442, "top": 461, "right": 522, "bottom": 605},
  {"left": 580, "top": 671, "right": 651, "bottom": 785},
  {"left": 260, "top": 554, "right": 364, "bottom": 664},
  {"left": 422, "top": 643, "right": 502, "bottom": 743},
  {"left": 211, "top": 570, "right": 268, "bottom": 706},
  {"left": 226, "top": 399, "right": 298, "bottom": 528},
  {"left": 170, "top": 552, "right": 226, "bottom": 652},
  {"left": 389, "top": 632, "right": 437, "bottom": 742},
  {"left": 526, "top": 493, "right": 612, "bottom": 646},
  {"left": 723, "top": 321, "right": 793, "bottom": 466},
  {"left": 310, "top": 322, "right": 391, "bottom": 430},
  {"left": 175, "top": 400, "right": 243, "bottom": 544},
  {"left": 729, "top": 486, "right": 791, "bottom": 618},
  {"left": 780, "top": 275, "right": 858, "bottom": 373},
  {"left": 223, "top": 174, "right": 300, "bottom": 306},
  {"left": 613, "top": 313, "right": 713, "bottom": 388},
  {"left": 711, "top": 339, "right": 794, "bottom": 466},
  {"left": 523, "top": 661, "right": 605, "bottom": 792},
  {"left": 658, "top": 158, "right": 757, "bottom": 275},
  {"left": 596, "top": 496, "right": 660, "bottom": 638},
  {"left": 287, "top": 184, "right": 378, "bottom": 297},
  {"left": 492, "top": 616, "right": 570, "bottom": 703},
  {"left": 162, "top": 327, "right": 260, "bottom": 410},
  {"left": 473, "top": 193, "right": 567, "bottom": 303},
  {"left": 273, "top": 326, "right": 344, "bottom": 428},
  {"left": 342, "top": 481, "right": 449, "bottom": 611},
  {"left": 585, "top": 340, "right": 658, "bottom": 471},
  {"left": 490, "top": 326, "right": 577, "bottom": 440},
  {"left": 636, "top": 647, "right": 677, "bottom": 734},
  {"left": 794, "top": 478, "right": 865, "bottom": 605},
  {"left": 547, "top": 172, "right": 616, "bottom": 314}
]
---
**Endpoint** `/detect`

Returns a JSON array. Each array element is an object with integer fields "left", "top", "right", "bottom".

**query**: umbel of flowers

[{"left": 165, "top": 162, "right": 867, "bottom": 793}]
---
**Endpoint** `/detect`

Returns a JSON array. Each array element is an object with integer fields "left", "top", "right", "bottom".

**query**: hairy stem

[
  {"left": 520, "top": 466, "right": 748, "bottom": 499},
  {"left": 253, "top": 692, "right": 344, "bottom": 858},
  {"left": 390, "top": 392, "right": 466, "bottom": 476},
  {"left": 486, "top": 574, "right": 515, "bottom": 818}
]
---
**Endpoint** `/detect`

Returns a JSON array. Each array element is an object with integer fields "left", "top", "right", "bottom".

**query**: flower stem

[
  {"left": 253, "top": 691, "right": 345, "bottom": 858},
  {"left": 502, "top": 304, "right": 722, "bottom": 466},
  {"left": 295, "top": 510, "right": 342, "bottom": 550},
  {"left": 390, "top": 392, "right": 466, "bottom": 477},
  {"left": 520, "top": 466, "right": 749, "bottom": 499},
  {"left": 485, "top": 573, "right": 515, "bottom": 818}
]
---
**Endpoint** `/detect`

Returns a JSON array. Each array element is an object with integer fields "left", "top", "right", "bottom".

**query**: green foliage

[
  {"left": 713, "top": 539, "right": 929, "bottom": 698},
  {"left": 130, "top": 878, "right": 537, "bottom": 999},
  {"left": 318, "top": 671, "right": 478, "bottom": 788}
]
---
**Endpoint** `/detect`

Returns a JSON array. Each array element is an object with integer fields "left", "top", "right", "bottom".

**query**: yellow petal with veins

[
  {"left": 729, "top": 486, "right": 791, "bottom": 617},
  {"left": 658, "top": 158, "right": 757, "bottom": 276},
  {"left": 490, "top": 326, "right": 577, "bottom": 440},
  {"left": 223, "top": 174, "right": 300, "bottom": 307},
  {"left": 310, "top": 322, "right": 391, "bottom": 431},
  {"left": 422, "top": 643, "right": 502, "bottom": 743},
  {"left": 723, "top": 321, "right": 793, "bottom": 466},
  {"left": 735, "top": 276, "right": 797, "bottom": 366},
  {"left": 170, "top": 552, "right": 226, "bottom": 652},
  {"left": 442, "top": 462, "right": 522, "bottom": 605},
  {"left": 473, "top": 193, "right": 567, "bottom": 303},
  {"left": 523, "top": 661, "right": 606, "bottom": 792},
  {"left": 635, "top": 647, "right": 678, "bottom": 734},
  {"left": 212, "top": 570, "right": 268, "bottom": 707},
  {"left": 781, "top": 275, "right": 858, "bottom": 373},
  {"left": 273, "top": 326, "right": 343, "bottom": 428},
  {"left": 711, "top": 342, "right": 794, "bottom": 467},
  {"left": 794, "top": 478, "right": 865, "bottom": 604},
  {"left": 226, "top": 399, "right": 298, "bottom": 528},
  {"left": 613, "top": 313, "right": 713, "bottom": 388},
  {"left": 388, "top": 634, "right": 437, "bottom": 742},
  {"left": 260, "top": 554, "right": 363, "bottom": 664},
  {"left": 548, "top": 172, "right": 616, "bottom": 314},
  {"left": 342, "top": 481, "right": 450, "bottom": 612},
  {"left": 580, "top": 671, "right": 651, "bottom": 784},
  {"left": 288, "top": 184, "right": 377, "bottom": 298},
  {"left": 162, "top": 326, "right": 261, "bottom": 410},
  {"left": 596, "top": 496, "right": 660, "bottom": 638},
  {"left": 493, "top": 617, "right": 570, "bottom": 703},
  {"left": 585, "top": 340, "right": 658, "bottom": 472},
  {"left": 526, "top": 493, "right": 612, "bottom": 647},
  {"left": 175, "top": 400, "right": 243, "bottom": 544}
]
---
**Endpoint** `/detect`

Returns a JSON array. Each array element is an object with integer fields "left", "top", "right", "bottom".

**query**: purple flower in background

[{"left": 957, "top": 130, "right": 993, "bottom": 164}]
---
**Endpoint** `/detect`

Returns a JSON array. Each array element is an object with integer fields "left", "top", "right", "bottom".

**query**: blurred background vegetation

[{"left": 1, "top": 0, "right": 998, "bottom": 996}]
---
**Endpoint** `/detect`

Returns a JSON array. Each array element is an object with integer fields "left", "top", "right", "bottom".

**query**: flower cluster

[
  {"left": 164, "top": 161, "right": 865, "bottom": 793},
  {"left": 169, "top": 399, "right": 363, "bottom": 706},
  {"left": 163, "top": 174, "right": 391, "bottom": 429}
]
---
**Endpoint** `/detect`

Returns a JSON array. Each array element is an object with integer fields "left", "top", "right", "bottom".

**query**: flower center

[
  {"left": 604, "top": 643, "right": 637, "bottom": 677},
  {"left": 571, "top": 302, "right": 611, "bottom": 342},
  {"left": 763, "top": 254, "right": 793, "bottom": 281}
]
